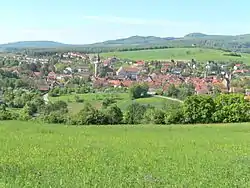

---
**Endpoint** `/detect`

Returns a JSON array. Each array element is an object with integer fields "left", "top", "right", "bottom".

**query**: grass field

[
  {"left": 1, "top": 121, "right": 250, "bottom": 187},
  {"left": 102, "top": 48, "right": 250, "bottom": 63},
  {"left": 49, "top": 93, "right": 179, "bottom": 113}
]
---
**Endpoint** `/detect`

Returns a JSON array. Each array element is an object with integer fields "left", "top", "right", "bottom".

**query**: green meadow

[
  {"left": 1, "top": 121, "right": 250, "bottom": 187},
  {"left": 49, "top": 93, "right": 179, "bottom": 114},
  {"left": 102, "top": 48, "right": 250, "bottom": 63}
]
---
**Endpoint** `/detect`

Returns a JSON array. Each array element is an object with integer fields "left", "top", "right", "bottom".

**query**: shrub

[
  {"left": 212, "top": 94, "right": 250, "bottom": 123},
  {"left": 124, "top": 103, "right": 147, "bottom": 124},
  {"left": 183, "top": 95, "right": 215, "bottom": 124},
  {"left": 105, "top": 105, "right": 123, "bottom": 124},
  {"left": 143, "top": 108, "right": 165, "bottom": 124}
]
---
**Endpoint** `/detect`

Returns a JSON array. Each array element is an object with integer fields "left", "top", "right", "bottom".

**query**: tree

[
  {"left": 164, "top": 102, "right": 184, "bottom": 124},
  {"left": 73, "top": 103, "right": 108, "bottom": 125},
  {"left": 41, "top": 101, "right": 68, "bottom": 115},
  {"left": 102, "top": 98, "right": 115, "bottom": 109},
  {"left": 183, "top": 95, "right": 215, "bottom": 124},
  {"left": 0, "top": 104, "right": 13, "bottom": 120},
  {"left": 42, "top": 111, "right": 67, "bottom": 124},
  {"left": 177, "top": 83, "right": 195, "bottom": 100},
  {"left": 212, "top": 94, "right": 250, "bottom": 123},
  {"left": 105, "top": 105, "right": 123, "bottom": 124},
  {"left": 124, "top": 102, "right": 147, "bottom": 124},
  {"left": 165, "top": 84, "right": 179, "bottom": 98},
  {"left": 144, "top": 108, "right": 165, "bottom": 124},
  {"left": 19, "top": 104, "right": 32, "bottom": 121},
  {"left": 129, "top": 83, "right": 149, "bottom": 99}
]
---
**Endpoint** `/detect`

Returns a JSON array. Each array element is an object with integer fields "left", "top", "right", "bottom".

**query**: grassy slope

[
  {"left": 102, "top": 48, "right": 250, "bottom": 63},
  {"left": 1, "top": 121, "right": 250, "bottom": 187},
  {"left": 49, "top": 93, "right": 179, "bottom": 113}
]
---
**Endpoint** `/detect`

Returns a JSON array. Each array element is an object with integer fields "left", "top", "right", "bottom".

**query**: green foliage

[
  {"left": 165, "top": 83, "right": 195, "bottom": 100},
  {"left": 18, "top": 105, "right": 32, "bottom": 121},
  {"left": 183, "top": 95, "right": 215, "bottom": 124},
  {"left": 74, "top": 95, "right": 84, "bottom": 103},
  {"left": 72, "top": 103, "right": 108, "bottom": 125},
  {"left": 212, "top": 94, "right": 250, "bottom": 123},
  {"left": 124, "top": 102, "right": 147, "bottom": 124},
  {"left": 143, "top": 107, "right": 165, "bottom": 124},
  {"left": 165, "top": 103, "right": 184, "bottom": 125},
  {"left": 165, "top": 84, "right": 179, "bottom": 98},
  {"left": 105, "top": 105, "right": 123, "bottom": 124},
  {"left": 102, "top": 98, "right": 115, "bottom": 108},
  {"left": 129, "top": 83, "right": 149, "bottom": 99},
  {"left": 42, "top": 111, "right": 68, "bottom": 124},
  {"left": 0, "top": 105, "right": 13, "bottom": 120}
]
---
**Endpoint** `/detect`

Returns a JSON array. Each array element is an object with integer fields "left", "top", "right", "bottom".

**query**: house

[
  {"left": 38, "top": 86, "right": 50, "bottom": 93},
  {"left": 63, "top": 67, "right": 72, "bottom": 74},
  {"left": 47, "top": 71, "right": 57, "bottom": 80},
  {"left": 134, "top": 60, "right": 145, "bottom": 67},
  {"left": 195, "top": 85, "right": 210, "bottom": 94},
  {"left": 77, "top": 65, "right": 89, "bottom": 73},
  {"left": 33, "top": 72, "right": 42, "bottom": 78},
  {"left": 116, "top": 66, "right": 139, "bottom": 80}
]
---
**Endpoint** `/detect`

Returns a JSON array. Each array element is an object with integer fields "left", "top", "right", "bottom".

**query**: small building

[{"left": 116, "top": 66, "right": 140, "bottom": 80}]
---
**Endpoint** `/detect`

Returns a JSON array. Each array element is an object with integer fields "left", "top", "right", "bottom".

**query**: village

[{"left": 1, "top": 51, "right": 250, "bottom": 100}]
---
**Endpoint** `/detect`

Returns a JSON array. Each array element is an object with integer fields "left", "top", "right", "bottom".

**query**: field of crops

[
  {"left": 49, "top": 93, "right": 179, "bottom": 113},
  {"left": 102, "top": 48, "right": 250, "bottom": 63},
  {"left": 1, "top": 121, "right": 250, "bottom": 187}
]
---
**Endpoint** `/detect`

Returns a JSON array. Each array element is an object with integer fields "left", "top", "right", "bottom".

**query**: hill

[
  {"left": 1, "top": 32, "right": 250, "bottom": 53},
  {"left": 92, "top": 35, "right": 178, "bottom": 46},
  {"left": 1, "top": 121, "right": 250, "bottom": 187},
  {"left": 102, "top": 48, "right": 250, "bottom": 63},
  {"left": 0, "top": 41, "right": 68, "bottom": 49},
  {"left": 89, "top": 33, "right": 250, "bottom": 53}
]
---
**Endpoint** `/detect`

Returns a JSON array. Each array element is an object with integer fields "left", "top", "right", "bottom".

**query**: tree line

[{"left": 1, "top": 92, "right": 249, "bottom": 125}]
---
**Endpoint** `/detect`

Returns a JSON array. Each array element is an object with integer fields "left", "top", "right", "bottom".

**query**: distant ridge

[
  {"left": 0, "top": 33, "right": 250, "bottom": 53},
  {"left": 0, "top": 41, "right": 68, "bottom": 49}
]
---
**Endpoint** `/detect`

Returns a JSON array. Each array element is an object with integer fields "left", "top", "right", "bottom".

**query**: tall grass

[{"left": 1, "top": 121, "right": 250, "bottom": 187}]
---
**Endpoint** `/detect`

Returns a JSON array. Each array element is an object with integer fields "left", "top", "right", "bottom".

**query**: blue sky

[{"left": 0, "top": 0, "right": 249, "bottom": 44}]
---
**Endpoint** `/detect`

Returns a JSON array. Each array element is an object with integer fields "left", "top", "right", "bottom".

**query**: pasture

[
  {"left": 49, "top": 93, "right": 179, "bottom": 113},
  {"left": 102, "top": 48, "right": 250, "bottom": 63},
  {"left": 1, "top": 121, "right": 250, "bottom": 187}
]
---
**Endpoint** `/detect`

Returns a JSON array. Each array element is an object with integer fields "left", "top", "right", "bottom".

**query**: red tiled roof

[
  {"left": 124, "top": 67, "right": 140, "bottom": 72},
  {"left": 34, "top": 72, "right": 41, "bottom": 77},
  {"left": 136, "top": 61, "right": 145, "bottom": 65}
]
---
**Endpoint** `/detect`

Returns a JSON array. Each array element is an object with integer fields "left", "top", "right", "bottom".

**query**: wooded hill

[{"left": 1, "top": 33, "right": 250, "bottom": 53}]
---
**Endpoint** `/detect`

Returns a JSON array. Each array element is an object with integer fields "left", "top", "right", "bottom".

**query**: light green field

[
  {"left": 102, "top": 48, "right": 250, "bottom": 63},
  {"left": 49, "top": 93, "right": 179, "bottom": 113},
  {"left": 1, "top": 121, "right": 250, "bottom": 187}
]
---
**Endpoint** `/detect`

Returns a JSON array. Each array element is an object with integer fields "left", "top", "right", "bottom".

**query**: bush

[
  {"left": 105, "top": 105, "right": 123, "bottom": 124},
  {"left": 124, "top": 103, "right": 147, "bottom": 124},
  {"left": 0, "top": 110, "right": 13, "bottom": 120},
  {"left": 42, "top": 111, "right": 67, "bottom": 124},
  {"left": 73, "top": 103, "right": 108, "bottom": 125},
  {"left": 212, "top": 94, "right": 250, "bottom": 123},
  {"left": 183, "top": 95, "right": 215, "bottom": 124},
  {"left": 102, "top": 98, "right": 115, "bottom": 108},
  {"left": 165, "top": 108, "right": 184, "bottom": 125},
  {"left": 143, "top": 108, "right": 165, "bottom": 124},
  {"left": 74, "top": 95, "right": 84, "bottom": 103},
  {"left": 129, "top": 83, "right": 149, "bottom": 99}
]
